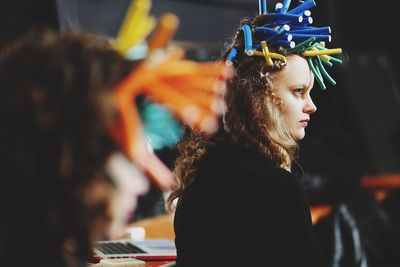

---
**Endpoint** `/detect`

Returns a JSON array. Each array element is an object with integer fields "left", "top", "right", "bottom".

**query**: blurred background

[
  {"left": 1, "top": 0, "right": 400, "bottom": 255},
  {"left": 2, "top": 0, "right": 400, "bottom": 265}
]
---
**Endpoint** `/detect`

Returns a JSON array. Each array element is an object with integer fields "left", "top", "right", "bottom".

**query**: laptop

[{"left": 93, "top": 239, "right": 177, "bottom": 261}]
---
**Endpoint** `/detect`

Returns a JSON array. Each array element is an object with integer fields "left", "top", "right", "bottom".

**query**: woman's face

[
  {"left": 273, "top": 55, "right": 317, "bottom": 141},
  {"left": 106, "top": 152, "right": 150, "bottom": 238}
]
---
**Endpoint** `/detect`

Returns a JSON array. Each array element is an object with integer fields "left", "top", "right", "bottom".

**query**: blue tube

[
  {"left": 281, "top": 0, "right": 292, "bottom": 13},
  {"left": 241, "top": 25, "right": 253, "bottom": 53},
  {"left": 303, "top": 10, "right": 312, "bottom": 17},
  {"left": 253, "top": 39, "right": 295, "bottom": 49},
  {"left": 256, "top": 26, "right": 291, "bottom": 46},
  {"left": 289, "top": 25, "right": 310, "bottom": 30},
  {"left": 255, "top": 24, "right": 289, "bottom": 35},
  {"left": 226, "top": 47, "right": 238, "bottom": 63},
  {"left": 290, "top": 26, "right": 331, "bottom": 34},
  {"left": 267, "top": 13, "right": 303, "bottom": 23},
  {"left": 288, "top": 0, "right": 316, "bottom": 15},
  {"left": 259, "top": 0, "right": 267, "bottom": 14},
  {"left": 267, "top": 33, "right": 291, "bottom": 46},
  {"left": 275, "top": 2, "right": 283, "bottom": 12},
  {"left": 254, "top": 27, "right": 278, "bottom": 36},
  {"left": 290, "top": 33, "right": 330, "bottom": 42},
  {"left": 305, "top": 16, "right": 313, "bottom": 25}
]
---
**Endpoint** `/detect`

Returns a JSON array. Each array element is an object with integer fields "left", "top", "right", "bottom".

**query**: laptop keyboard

[{"left": 95, "top": 242, "right": 147, "bottom": 255}]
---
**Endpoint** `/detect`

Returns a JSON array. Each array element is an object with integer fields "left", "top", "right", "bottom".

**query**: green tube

[
  {"left": 315, "top": 43, "right": 327, "bottom": 50},
  {"left": 320, "top": 57, "right": 333, "bottom": 67},
  {"left": 313, "top": 58, "right": 322, "bottom": 79},
  {"left": 328, "top": 55, "right": 343, "bottom": 64},
  {"left": 316, "top": 56, "right": 336, "bottom": 85},
  {"left": 307, "top": 58, "right": 325, "bottom": 90},
  {"left": 285, "top": 37, "right": 316, "bottom": 54}
]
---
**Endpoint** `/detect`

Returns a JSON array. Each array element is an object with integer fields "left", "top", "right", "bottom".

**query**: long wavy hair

[
  {"left": 167, "top": 15, "right": 299, "bottom": 210},
  {"left": 0, "top": 30, "right": 136, "bottom": 266}
]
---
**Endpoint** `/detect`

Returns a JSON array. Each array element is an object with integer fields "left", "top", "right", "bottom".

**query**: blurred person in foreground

[
  {"left": 0, "top": 30, "right": 148, "bottom": 267},
  {"left": 0, "top": 25, "right": 231, "bottom": 266}
]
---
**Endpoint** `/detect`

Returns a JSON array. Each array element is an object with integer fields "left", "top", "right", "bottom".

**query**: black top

[{"left": 174, "top": 139, "right": 328, "bottom": 267}]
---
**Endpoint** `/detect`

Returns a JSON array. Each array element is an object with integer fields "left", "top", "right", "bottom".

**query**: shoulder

[
  {"left": 200, "top": 140, "right": 272, "bottom": 169},
  {"left": 198, "top": 141, "right": 299, "bottom": 189}
]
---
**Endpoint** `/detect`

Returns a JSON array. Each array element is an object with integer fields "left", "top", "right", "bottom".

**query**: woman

[
  {"left": 0, "top": 30, "right": 150, "bottom": 267},
  {"left": 0, "top": 25, "right": 230, "bottom": 266},
  {"left": 167, "top": 5, "right": 343, "bottom": 267}
]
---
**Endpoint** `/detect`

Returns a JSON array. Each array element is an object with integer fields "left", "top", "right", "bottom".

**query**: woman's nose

[{"left": 304, "top": 96, "right": 317, "bottom": 114}]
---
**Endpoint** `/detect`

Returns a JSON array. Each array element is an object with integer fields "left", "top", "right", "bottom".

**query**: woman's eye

[{"left": 293, "top": 88, "right": 304, "bottom": 96}]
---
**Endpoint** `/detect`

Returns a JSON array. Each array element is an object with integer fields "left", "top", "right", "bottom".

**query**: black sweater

[{"left": 174, "top": 140, "right": 328, "bottom": 267}]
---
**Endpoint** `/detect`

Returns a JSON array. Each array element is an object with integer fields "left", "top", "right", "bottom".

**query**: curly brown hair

[
  {"left": 167, "top": 15, "right": 299, "bottom": 211},
  {"left": 0, "top": 30, "right": 137, "bottom": 266}
]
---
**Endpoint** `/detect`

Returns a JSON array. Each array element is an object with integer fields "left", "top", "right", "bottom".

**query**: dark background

[
  {"left": 2, "top": 2, "right": 399, "bottom": 264},
  {"left": 1, "top": 0, "right": 400, "bottom": 206}
]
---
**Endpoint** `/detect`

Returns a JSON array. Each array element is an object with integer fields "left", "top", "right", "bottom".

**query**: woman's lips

[
  {"left": 125, "top": 208, "right": 136, "bottom": 221},
  {"left": 300, "top": 119, "right": 310, "bottom": 127}
]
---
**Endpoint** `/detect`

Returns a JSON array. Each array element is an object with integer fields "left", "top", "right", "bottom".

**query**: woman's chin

[
  {"left": 107, "top": 218, "right": 128, "bottom": 239},
  {"left": 292, "top": 130, "right": 305, "bottom": 141}
]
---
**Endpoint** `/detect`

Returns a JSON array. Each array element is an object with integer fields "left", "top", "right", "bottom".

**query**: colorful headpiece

[
  {"left": 109, "top": 0, "right": 232, "bottom": 190},
  {"left": 226, "top": 0, "right": 343, "bottom": 90}
]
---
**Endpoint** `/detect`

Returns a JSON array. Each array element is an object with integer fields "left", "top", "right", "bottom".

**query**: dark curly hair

[
  {"left": 0, "top": 30, "right": 137, "bottom": 266},
  {"left": 167, "top": 14, "right": 300, "bottom": 210}
]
